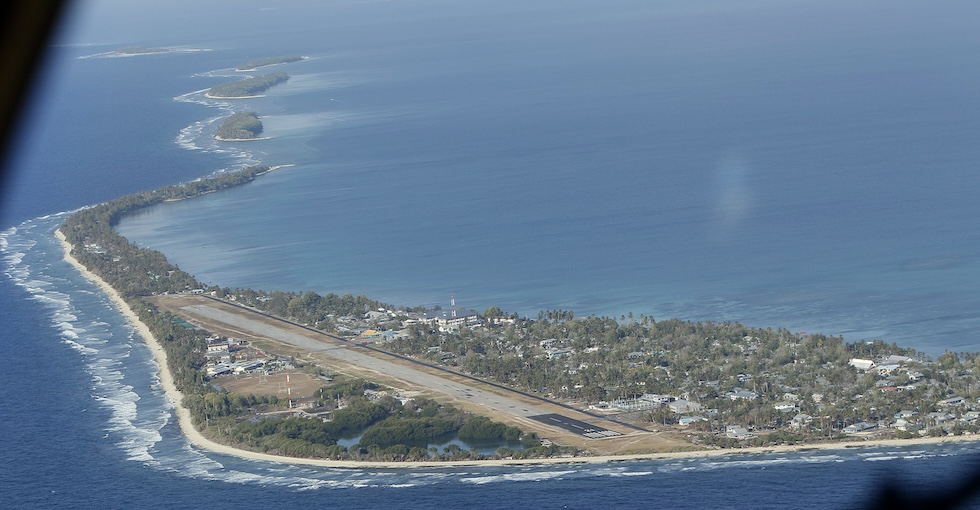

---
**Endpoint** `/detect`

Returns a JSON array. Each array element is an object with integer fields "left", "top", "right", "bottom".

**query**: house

[
  {"left": 679, "top": 416, "right": 706, "bottom": 426},
  {"left": 363, "top": 310, "right": 388, "bottom": 321},
  {"left": 726, "top": 426, "right": 751, "bottom": 439},
  {"left": 894, "top": 418, "right": 914, "bottom": 431},
  {"left": 539, "top": 338, "right": 559, "bottom": 349},
  {"left": 383, "top": 330, "right": 407, "bottom": 340},
  {"left": 774, "top": 401, "right": 799, "bottom": 413},
  {"left": 547, "top": 348, "right": 574, "bottom": 360},
  {"left": 879, "top": 354, "right": 914, "bottom": 364},
  {"left": 849, "top": 359, "right": 876, "bottom": 371},
  {"left": 843, "top": 421, "right": 876, "bottom": 434},
  {"left": 908, "top": 371, "right": 925, "bottom": 382},
  {"left": 727, "top": 390, "right": 758, "bottom": 401},
  {"left": 790, "top": 413, "right": 813, "bottom": 428},
  {"left": 876, "top": 363, "right": 901, "bottom": 375},
  {"left": 938, "top": 396, "right": 965, "bottom": 407}
]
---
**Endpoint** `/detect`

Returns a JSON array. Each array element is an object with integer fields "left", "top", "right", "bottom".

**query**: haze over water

[{"left": 106, "top": 0, "right": 980, "bottom": 356}]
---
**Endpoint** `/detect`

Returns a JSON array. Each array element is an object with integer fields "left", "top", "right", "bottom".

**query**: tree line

[
  {"left": 207, "top": 72, "right": 289, "bottom": 98},
  {"left": 215, "top": 112, "right": 263, "bottom": 140},
  {"left": 57, "top": 164, "right": 536, "bottom": 461},
  {"left": 236, "top": 55, "right": 303, "bottom": 71}
]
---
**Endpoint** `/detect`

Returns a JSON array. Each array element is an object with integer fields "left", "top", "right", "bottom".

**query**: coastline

[
  {"left": 204, "top": 93, "right": 264, "bottom": 99},
  {"left": 55, "top": 228, "right": 980, "bottom": 468},
  {"left": 214, "top": 135, "right": 271, "bottom": 142}
]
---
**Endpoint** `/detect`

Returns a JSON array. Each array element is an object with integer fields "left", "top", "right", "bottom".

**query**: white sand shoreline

[
  {"left": 54, "top": 228, "right": 980, "bottom": 469},
  {"left": 204, "top": 93, "right": 265, "bottom": 99},
  {"left": 214, "top": 135, "right": 271, "bottom": 142}
]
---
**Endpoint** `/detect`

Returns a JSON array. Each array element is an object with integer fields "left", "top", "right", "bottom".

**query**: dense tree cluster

[
  {"left": 227, "top": 288, "right": 390, "bottom": 329},
  {"left": 215, "top": 112, "right": 263, "bottom": 140},
  {"left": 207, "top": 72, "right": 288, "bottom": 98},
  {"left": 458, "top": 416, "right": 521, "bottom": 441},
  {"left": 200, "top": 391, "right": 525, "bottom": 461},
  {"left": 236, "top": 55, "right": 303, "bottom": 71}
]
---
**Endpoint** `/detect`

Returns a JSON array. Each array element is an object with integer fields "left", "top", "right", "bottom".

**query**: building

[
  {"left": 843, "top": 421, "right": 876, "bottom": 434},
  {"left": 727, "top": 390, "right": 758, "bottom": 401},
  {"left": 667, "top": 399, "right": 702, "bottom": 414},
  {"left": 875, "top": 363, "right": 900, "bottom": 375},
  {"left": 849, "top": 358, "right": 876, "bottom": 371},
  {"left": 774, "top": 401, "right": 799, "bottom": 413},
  {"left": 790, "top": 413, "right": 813, "bottom": 429},
  {"left": 422, "top": 309, "right": 481, "bottom": 332},
  {"left": 938, "top": 396, "right": 965, "bottom": 407},
  {"left": 679, "top": 416, "right": 706, "bottom": 426},
  {"left": 726, "top": 426, "right": 751, "bottom": 439}
]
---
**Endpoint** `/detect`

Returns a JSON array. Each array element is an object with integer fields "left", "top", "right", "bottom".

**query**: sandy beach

[
  {"left": 203, "top": 93, "right": 265, "bottom": 99},
  {"left": 214, "top": 135, "right": 271, "bottom": 142},
  {"left": 55, "top": 228, "right": 980, "bottom": 469}
]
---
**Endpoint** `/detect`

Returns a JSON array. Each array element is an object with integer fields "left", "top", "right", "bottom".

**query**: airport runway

[{"left": 183, "top": 304, "right": 552, "bottom": 419}]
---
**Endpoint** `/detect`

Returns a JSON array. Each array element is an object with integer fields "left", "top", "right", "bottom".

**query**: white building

[{"left": 849, "top": 358, "right": 876, "bottom": 371}]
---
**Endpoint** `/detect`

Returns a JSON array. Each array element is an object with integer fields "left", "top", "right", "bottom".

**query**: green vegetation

[
  {"left": 57, "top": 165, "right": 535, "bottom": 461},
  {"left": 207, "top": 72, "right": 289, "bottom": 98},
  {"left": 59, "top": 160, "right": 980, "bottom": 457},
  {"left": 59, "top": 165, "right": 273, "bottom": 399},
  {"left": 458, "top": 416, "right": 521, "bottom": 441},
  {"left": 216, "top": 112, "right": 263, "bottom": 140},
  {"left": 116, "top": 46, "right": 169, "bottom": 55},
  {"left": 236, "top": 55, "right": 303, "bottom": 71},
  {"left": 184, "top": 388, "right": 525, "bottom": 460}
]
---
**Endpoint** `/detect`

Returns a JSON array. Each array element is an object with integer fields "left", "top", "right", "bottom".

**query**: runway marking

[{"left": 528, "top": 413, "right": 622, "bottom": 439}]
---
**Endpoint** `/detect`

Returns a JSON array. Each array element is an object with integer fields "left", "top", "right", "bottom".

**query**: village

[{"left": 195, "top": 290, "right": 980, "bottom": 449}]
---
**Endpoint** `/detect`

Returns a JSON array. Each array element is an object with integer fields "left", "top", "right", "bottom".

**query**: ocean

[{"left": 4, "top": 1, "right": 980, "bottom": 508}]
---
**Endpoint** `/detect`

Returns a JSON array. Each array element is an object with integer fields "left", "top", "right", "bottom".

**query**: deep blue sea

[{"left": 4, "top": 1, "right": 980, "bottom": 508}]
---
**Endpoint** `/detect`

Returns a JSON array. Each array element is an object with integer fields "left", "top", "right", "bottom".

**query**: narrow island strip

[
  {"left": 236, "top": 55, "right": 305, "bottom": 72},
  {"left": 55, "top": 164, "right": 980, "bottom": 468},
  {"left": 53, "top": 235, "right": 980, "bottom": 468},
  {"left": 205, "top": 72, "right": 289, "bottom": 99}
]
